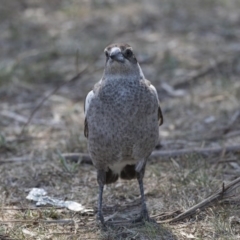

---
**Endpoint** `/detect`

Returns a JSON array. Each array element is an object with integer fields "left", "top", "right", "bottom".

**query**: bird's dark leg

[
  {"left": 137, "top": 166, "right": 150, "bottom": 221},
  {"left": 97, "top": 169, "right": 106, "bottom": 226},
  {"left": 132, "top": 165, "right": 150, "bottom": 223}
]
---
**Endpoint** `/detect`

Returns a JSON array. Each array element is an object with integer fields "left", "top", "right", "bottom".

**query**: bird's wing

[
  {"left": 147, "top": 80, "right": 164, "bottom": 126},
  {"left": 84, "top": 90, "right": 95, "bottom": 115},
  {"left": 158, "top": 103, "right": 164, "bottom": 126},
  {"left": 84, "top": 90, "right": 95, "bottom": 138}
]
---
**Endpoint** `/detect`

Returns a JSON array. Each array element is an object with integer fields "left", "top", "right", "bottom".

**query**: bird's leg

[
  {"left": 132, "top": 165, "right": 150, "bottom": 223},
  {"left": 97, "top": 169, "right": 106, "bottom": 226},
  {"left": 137, "top": 167, "right": 150, "bottom": 221}
]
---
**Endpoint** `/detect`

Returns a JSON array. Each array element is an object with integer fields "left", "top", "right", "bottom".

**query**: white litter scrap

[{"left": 26, "top": 188, "right": 91, "bottom": 213}]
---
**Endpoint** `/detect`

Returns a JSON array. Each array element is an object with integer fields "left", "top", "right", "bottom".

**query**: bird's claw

[
  {"left": 131, "top": 208, "right": 151, "bottom": 223},
  {"left": 97, "top": 213, "right": 105, "bottom": 227}
]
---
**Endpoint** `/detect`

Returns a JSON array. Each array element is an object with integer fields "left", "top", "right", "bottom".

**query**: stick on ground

[
  {"left": 158, "top": 176, "right": 240, "bottom": 223},
  {"left": 61, "top": 145, "right": 240, "bottom": 164}
]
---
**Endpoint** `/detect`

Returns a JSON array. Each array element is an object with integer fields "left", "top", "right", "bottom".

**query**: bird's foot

[
  {"left": 97, "top": 213, "right": 106, "bottom": 229},
  {"left": 131, "top": 208, "right": 151, "bottom": 224}
]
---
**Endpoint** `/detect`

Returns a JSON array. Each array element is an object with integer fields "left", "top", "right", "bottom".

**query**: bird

[{"left": 84, "top": 43, "right": 163, "bottom": 226}]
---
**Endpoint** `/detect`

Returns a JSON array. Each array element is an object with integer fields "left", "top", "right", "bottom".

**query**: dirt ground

[{"left": 1, "top": 0, "right": 240, "bottom": 239}]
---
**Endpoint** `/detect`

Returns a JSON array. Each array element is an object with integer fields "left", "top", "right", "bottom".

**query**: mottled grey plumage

[{"left": 84, "top": 43, "right": 163, "bottom": 226}]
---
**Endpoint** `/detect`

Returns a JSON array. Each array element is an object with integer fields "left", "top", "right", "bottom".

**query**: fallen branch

[
  {"left": 61, "top": 145, "right": 240, "bottom": 165},
  {"left": 2, "top": 145, "right": 239, "bottom": 165},
  {"left": 157, "top": 177, "right": 240, "bottom": 223},
  {"left": 151, "top": 145, "right": 240, "bottom": 158}
]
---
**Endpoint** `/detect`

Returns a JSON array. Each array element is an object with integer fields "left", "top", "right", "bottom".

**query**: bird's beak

[{"left": 109, "top": 47, "right": 124, "bottom": 63}]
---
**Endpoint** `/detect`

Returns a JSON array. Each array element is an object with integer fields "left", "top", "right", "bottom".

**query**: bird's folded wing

[
  {"left": 84, "top": 90, "right": 94, "bottom": 115},
  {"left": 148, "top": 81, "right": 164, "bottom": 126},
  {"left": 84, "top": 90, "right": 95, "bottom": 138},
  {"left": 158, "top": 104, "right": 163, "bottom": 126}
]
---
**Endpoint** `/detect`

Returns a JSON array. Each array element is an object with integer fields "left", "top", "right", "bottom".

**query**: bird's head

[{"left": 103, "top": 43, "right": 143, "bottom": 78}]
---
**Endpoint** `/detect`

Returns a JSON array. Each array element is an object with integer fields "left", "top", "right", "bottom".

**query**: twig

[
  {"left": 61, "top": 153, "right": 92, "bottom": 164},
  {"left": 224, "top": 110, "right": 240, "bottom": 134},
  {"left": 158, "top": 177, "right": 240, "bottom": 223},
  {"left": 19, "top": 36, "right": 132, "bottom": 136},
  {"left": 173, "top": 56, "right": 239, "bottom": 89},
  {"left": 0, "top": 219, "right": 75, "bottom": 224},
  {"left": 0, "top": 156, "right": 31, "bottom": 163},
  {"left": 220, "top": 196, "right": 240, "bottom": 205},
  {"left": 75, "top": 49, "right": 80, "bottom": 73},
  {"left": 5, "top": 136, "right": 47, "bottom": 143},
  {"left": 20, "top": 66, "right": 89, "bottom": 135},
  {"left": 187, "top": 129, "right": 240, "bottom": 142},
  {"left": 217, "top": 158, "right": 238, "bottom": 163},
  {"left": 151, "top": 210, "right": 182, "bottom": 220},
  {"left": 1, "top": 206, "right": 64, "bottom": 210},
  {"left": 0, "top": 110, "right": 30, "bottom": 123},
  {"left": 0, "top": 110, "right": 64, "bottom": 128},
  {"left": 224, "top": 130, "right": 240, "bottom": 139},
  {"left": 0, "top": 235, "right": 14, "bottom": 240}
]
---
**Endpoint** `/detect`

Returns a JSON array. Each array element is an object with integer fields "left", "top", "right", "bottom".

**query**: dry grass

[{"left": 1, "top": 0, "right": 240, "bottom": 239}]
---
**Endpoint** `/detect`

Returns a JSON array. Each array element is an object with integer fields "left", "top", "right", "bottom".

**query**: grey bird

[{"left": 84, "top": 43, "right": 163, "bottom": 226}]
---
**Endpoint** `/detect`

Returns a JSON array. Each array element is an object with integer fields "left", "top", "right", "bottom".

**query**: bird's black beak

[{"left": 109, "top": 47, "right": 124, "bottom": 63}]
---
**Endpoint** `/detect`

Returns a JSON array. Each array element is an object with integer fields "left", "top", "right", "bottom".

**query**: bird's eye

[
  {"left": 125, "top": 49, "right": 133, "bottom": 58},
  {"left": 105, "top": 51, "right": 109, "bottom": 58}
]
